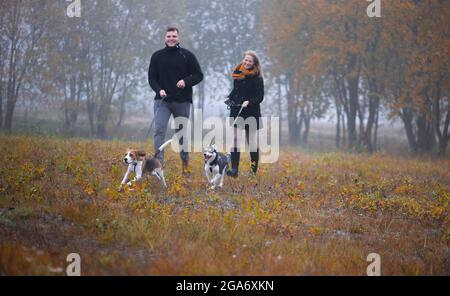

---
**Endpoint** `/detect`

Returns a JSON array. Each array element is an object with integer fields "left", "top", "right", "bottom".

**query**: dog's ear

[{"left": 136, "top": 150, "right": 146, "bottom": 161}]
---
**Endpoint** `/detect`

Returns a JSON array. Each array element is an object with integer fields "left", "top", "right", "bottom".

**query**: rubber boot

[
  {"left": 250, "top": 150, "right": 259, "bottom": 174},
  {"left": 181, "top": 151, "right": 191, "bottom": 176},
  {"left": 227, "top": 150, "right": 240, "bottom": 177}
]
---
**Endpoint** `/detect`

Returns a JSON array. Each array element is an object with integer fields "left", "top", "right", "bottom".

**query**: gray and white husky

[{"left": 203, "top": 144, "right": 230, "bottom": 189}]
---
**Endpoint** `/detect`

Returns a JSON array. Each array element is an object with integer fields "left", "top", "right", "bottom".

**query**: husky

[{"left": 203, "top": 144, "right": 230, "bottom": 189}]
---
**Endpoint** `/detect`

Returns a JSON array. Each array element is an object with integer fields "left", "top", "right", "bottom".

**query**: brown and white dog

[{"left": 119, "top": 139, "right": 173, "bottom": 191}]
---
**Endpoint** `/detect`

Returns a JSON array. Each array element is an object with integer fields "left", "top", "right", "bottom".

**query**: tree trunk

[
  {"left": 364, "top": 89, "right": 380, "bottom": 153},
  {"left": 287, "top": 98, "right": 300, "bottom": 146},
  {"left": 400, "top": 108, "right": 417, "bottom": 153},
  {"left": 357, "top": 97, "right": 365, "bottom": 150},
  {"left": 436, "top": 102, "right": 449, "bottom": 156},
  {"left": 346, "top": 54, "right": 361, "bottom": 149},
  {"left": 332, "top": 70, "right": 345, "bottom": 149},
  {"left": 434, "top": 80, "right": 449, "bottom": 155},
  {"left": 96, "top": 98, "right": 108, "bottom": 139},
  {"left": 4, "top": 92, "right": 17, "bottom": 132},
  {"left": 0, "top": 79, "right": 3, "bottom": 129},
  {"left": 373, "top": 103, "right": 379, "bottom": 151},
  {"left": 116, "top": 81, "right": 127, "bottom": 128},
  {"left": 277, "top": 77, "right": 283, "bottom": 144},
  {"left": 335, "top": 99, "right": 341, "bottom": 149},
  {"left": 64, "top": 73, "right": 80, "bottom": 135},
  {"left": 85, "top": 77, "right": 96, "bottom": 136},
  {"left": 416, "top": 112, "right": 435, "bottom": 153},
  {"left": 286, "top": 73, "right": 301, "bottom": 145},
  {"left": 4, "top": 17, "right": 17, "bottom": 132},
  {"left": 0, "top": 49, "right": 4, "bottom": 129},
  {"left": 342, "top": 112, "right": 347, "bottom": 148},
  {"left": 438, "top": 134, "right": 449, "bottom": 156},
  {"left": 302, "top": 112, "right": 311, "bottom": 145}
]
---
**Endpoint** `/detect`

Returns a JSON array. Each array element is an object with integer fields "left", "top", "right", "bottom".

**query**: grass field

[{"left": 0, "top": 134, "right": 448, "bottom": 275}]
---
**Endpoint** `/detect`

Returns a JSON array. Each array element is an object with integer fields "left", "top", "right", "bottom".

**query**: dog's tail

[{"left": 154, "top": 139, "right": 173, "bottom": 157}]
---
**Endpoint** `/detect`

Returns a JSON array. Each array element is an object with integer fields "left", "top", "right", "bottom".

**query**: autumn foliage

[
  {"left": 0, "top": 135, "right": 448, "bottom": 275},
  {"left": 263, "top": 0, "right": 449, "bottom": 154}
]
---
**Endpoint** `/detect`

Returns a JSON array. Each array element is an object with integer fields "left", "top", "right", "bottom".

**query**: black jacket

[
  {"left": 148, "top": 44, "right": 203, "bottom": 103},
  {"left": 228, "top": 75, "right": 264, "bottom": 124}
]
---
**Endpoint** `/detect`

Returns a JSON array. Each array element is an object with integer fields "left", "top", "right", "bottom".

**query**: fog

[{"left": 1, "top": 0, "right": 448, "bottom": 155}]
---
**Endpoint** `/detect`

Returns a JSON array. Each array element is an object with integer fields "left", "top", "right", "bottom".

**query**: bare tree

[{"left": 1, "top": 0, "right": 47, "bottom": 131}]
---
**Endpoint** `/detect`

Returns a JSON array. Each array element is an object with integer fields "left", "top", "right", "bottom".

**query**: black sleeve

[
  {"left": 183, "top": 50, "right": 204, "bottom": 87},
  {"left": 228, "top": 80, "right": 236, "bottom": 99},
  {"left": 148, "top": 54, "right": 161, "bottom": 93},
  {"left": 248, "top": 77, "right": 264, "bottom": 106}
]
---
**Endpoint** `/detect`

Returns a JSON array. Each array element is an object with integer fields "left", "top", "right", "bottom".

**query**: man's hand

[
  {"left": 159, "top": 89, "right": 167, "bottom": 98},
  {"left": 176, "top": 80, "right": 186, "bottom": 89},
  {"left": 242, "top": 101, "right": 249, "bottom": 108}
]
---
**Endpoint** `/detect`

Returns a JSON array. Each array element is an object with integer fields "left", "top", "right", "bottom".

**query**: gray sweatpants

[{"left": 153, "top": 100, "right": 191, "bottom": 164}]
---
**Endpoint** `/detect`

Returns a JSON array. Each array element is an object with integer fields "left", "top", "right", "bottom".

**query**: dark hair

[{"left": 166, "top": 26, "right": 179, "bottom": 33}]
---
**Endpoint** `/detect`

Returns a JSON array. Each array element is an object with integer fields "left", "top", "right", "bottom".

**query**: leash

[
  {"left": 225, "top": 104, "right": 246, "bottom": 160},
  {"left": 144, "top": 96, "right": 166, "bottom": 141},
  {"left": 144, "top": 89, "right": 185, "bottom": 141},
  {"left": 231, "top": 104, "right": 245, "bottom": 127},
  {"left": 142, "top": 89, "right": 184, "bottom": 152},
  {"left": 207, "top": 101, "right": 245, "bottom": 149},
  {"left": 224, "top": 98, "right": 245, "bottom": 126}
]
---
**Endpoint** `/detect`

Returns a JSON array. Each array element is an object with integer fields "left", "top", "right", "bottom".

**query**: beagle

[{"left": 119, "top": 139, "right": 173, "bottom": 191}]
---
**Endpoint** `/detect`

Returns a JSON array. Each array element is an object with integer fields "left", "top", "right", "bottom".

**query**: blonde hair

[{"left": 244, "top": 50, "right": 263, "bottom": 77}]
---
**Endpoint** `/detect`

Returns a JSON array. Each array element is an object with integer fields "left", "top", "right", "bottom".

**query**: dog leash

[
  {"left": 144, "top": 96, "right": 166, "bottom": 141},
  {"left": 231, "top": 104, "right": 245, "bottom": 127},
  {"left": 144, "top": 89, "right": 185, "bottom": 142},
  {"left": 224, "top": 98, "right": 246, "bottom": 126}
]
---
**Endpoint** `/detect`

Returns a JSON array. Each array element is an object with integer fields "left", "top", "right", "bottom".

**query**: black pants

[{"left": 230, "top": 126, "right": 259, "bottom": 173}]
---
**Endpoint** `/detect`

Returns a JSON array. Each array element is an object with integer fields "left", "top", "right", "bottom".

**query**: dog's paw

[{"left": 126, "top": 182, "right": 136, "bottom": 192}]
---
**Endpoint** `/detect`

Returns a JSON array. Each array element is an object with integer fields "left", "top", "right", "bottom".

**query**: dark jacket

[
  {"left": 148, "top": 44, "right": 203, "bottom": 103},
  {"left": 228, "top": 75, "right": 264, "bottom": 129}
]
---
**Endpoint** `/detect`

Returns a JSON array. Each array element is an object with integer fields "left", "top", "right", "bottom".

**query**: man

[{"left": 148, "top": 27, "right": 203, "bottom": 174}]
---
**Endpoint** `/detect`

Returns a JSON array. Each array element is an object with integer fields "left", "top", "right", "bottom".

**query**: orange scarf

[{"left": 231, "top": 63, "right": 257, "bottom": 80}]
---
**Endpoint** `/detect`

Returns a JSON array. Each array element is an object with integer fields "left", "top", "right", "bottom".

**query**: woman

[{"left": 226, "top": 50, "right": 264, "bottom": 177}]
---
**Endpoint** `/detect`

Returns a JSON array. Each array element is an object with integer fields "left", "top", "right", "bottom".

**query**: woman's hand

[
  {"left": 242, "top": 101, "right": 249, "bottom": 108},
  {"left": 176, "top": 80, "right": 186, "bottom": 88}
]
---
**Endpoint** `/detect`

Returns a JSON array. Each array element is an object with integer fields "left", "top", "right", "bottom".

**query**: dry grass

[{"left": 0, "top": 134, "right": 448, "bottom": 275}]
